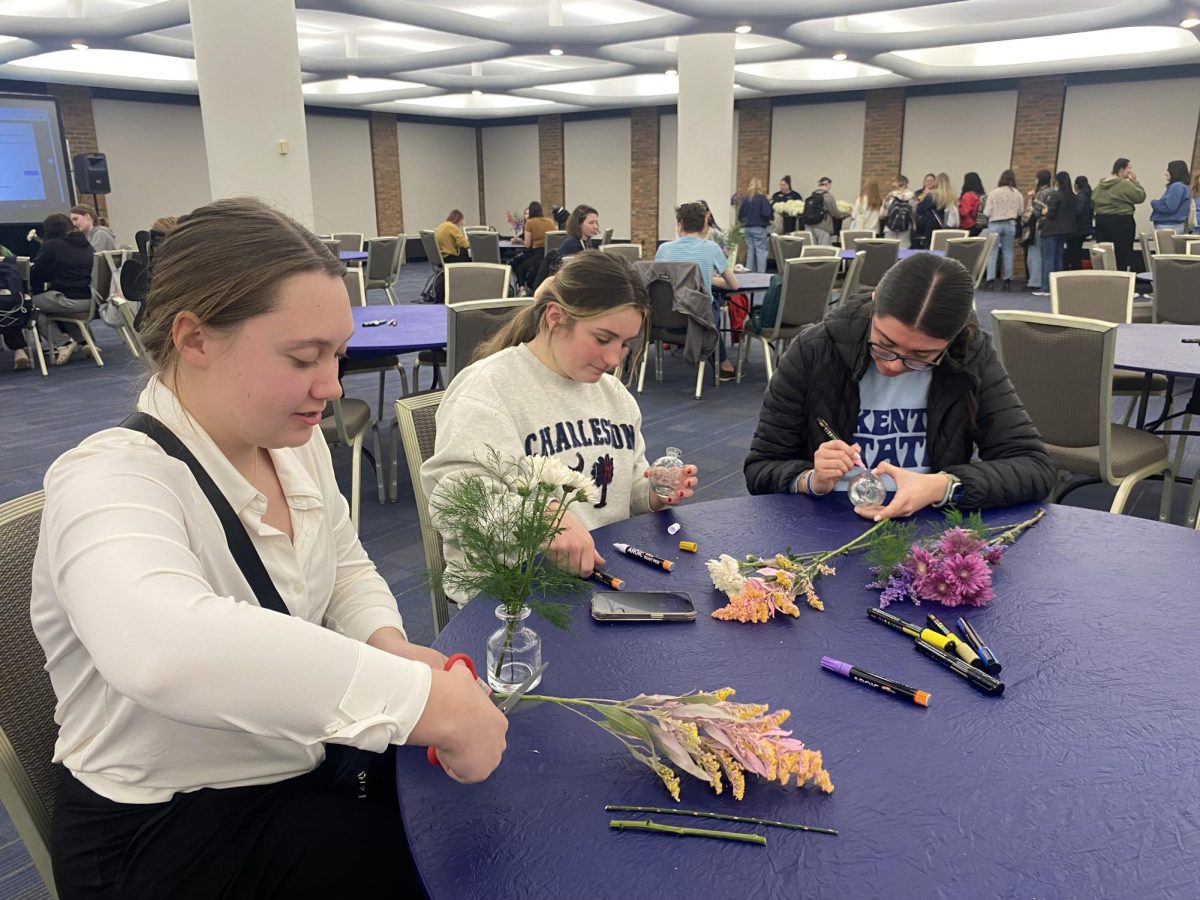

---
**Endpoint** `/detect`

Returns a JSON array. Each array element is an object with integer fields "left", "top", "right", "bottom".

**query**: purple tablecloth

[
  {"left": 345, "top": 304, "right": 445, "bottom": 358},
  {"left": 339, "top": 250, "right": 368, "bottom": 262},
  {"left": 1115, "top": 323, "right": 1200, "bottom": 377},
  {"left": 840, "top": 247, "right": 944, "bottom": 260},
  {"left": 395, "top": 495, "right": 1200, "bottom": 898}
]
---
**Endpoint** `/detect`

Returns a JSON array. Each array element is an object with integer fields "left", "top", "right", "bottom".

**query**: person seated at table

[
  {"left": 743, "top": 253, "right": 1054, "bottom": 519},
  {"left": 423, "top": 250, "right": 699, "bottom": 601},
  {"left": 515, "top": 201, "right": 556, "bottom": 289},
  {"left": 69, "top": 203, "right": 118, "bottom": 252},
  {"left": 33, "top": 196, "right": 508, "bottom": 898},
  {"left": 558, "top": 204, "right": 599, "bottom": 256},
  {"left": 30, "top": 212, "right": 94, "bottom": 366},
  {"left": 655, "top": 201, "right": 739, "bottom": 380},
  {"left": 434, "top": 209, "right": 471, "bottom": 263}
]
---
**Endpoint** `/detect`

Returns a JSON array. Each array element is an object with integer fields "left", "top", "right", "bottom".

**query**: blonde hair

[
  {"left": 140, "top": 197, "right": 343, "bottom": 376},
  {"left": 859, "top": 178, "right": 882, "bottom": 209},
  {"left": 474, "top": 250, "right": 649, "bottom": 379},
  {"left": 747, "top": 178, "right": 765, "bottom": 196},
  {"left": 932, "top": 172, "right": 957, "bottom": 211}
]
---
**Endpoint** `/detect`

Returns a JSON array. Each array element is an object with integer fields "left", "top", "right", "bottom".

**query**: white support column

[
  {"left": 187, "top": 0, "right": 314, "bottom": 225},
  {"left": 676, "top": 33, "right": 735, "bottom": 212}
]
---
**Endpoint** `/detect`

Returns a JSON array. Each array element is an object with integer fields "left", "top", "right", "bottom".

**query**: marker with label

[
  {"left": 926, "top": 613, "right": 982, "bottom": 669},
  {"left": 591, "top": 569, "right": 625, "bottom": 591},
  {"left": 866, "top": 607, "right": 957, "bottom": 654},
  {"left": 821, "top": 656, "right": 930, "bottom": 707},
  {"left": 957, "top": 617, "right": 1002, "bottom": 675},
  {"left": 612, "top": 543, "right": 674, "bottom": 572},
  {"left": 913, "top": 638, "right": 1005, "bottom": 695}
]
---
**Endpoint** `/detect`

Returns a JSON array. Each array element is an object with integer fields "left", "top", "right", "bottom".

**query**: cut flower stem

[
  {"left": 609, "top": 818, "right": 766, "bottom": 846},
  {"left": 604, "top": 805, "right": 837, "bottom": 836}
]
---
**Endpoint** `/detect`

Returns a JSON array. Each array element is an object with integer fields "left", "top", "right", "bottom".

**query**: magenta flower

[
  {"left": 942, "top": 551, "right": 992, "bottom": 602},
  {"left": 938, "top": 527, "right": 985, "bottom": 557},
  {"left": 905, "top": 546, "right": 938, "bottom": 579},
  {"left": 913, "top": 560, "right": 964, "bottom": 605}
]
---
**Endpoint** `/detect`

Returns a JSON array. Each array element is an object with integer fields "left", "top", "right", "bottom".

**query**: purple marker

[{"left": 821, "top": 656, "right": 930, "bottom": 707}]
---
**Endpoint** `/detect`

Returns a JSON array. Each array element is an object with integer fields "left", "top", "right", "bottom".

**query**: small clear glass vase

[{"left": 486, "top": 604, "right": 543, "bottom": 693}]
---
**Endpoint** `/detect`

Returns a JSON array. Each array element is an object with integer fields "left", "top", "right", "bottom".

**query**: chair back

[
  {"left": 463, "top": 225, "right": 494, "bottom": 234},
  {"left": 446, "top": 298, "right": 533, "bottom": 382},
  {"left": 134, "top": 230, "right": 150, "bottom": 257},
  {"left": 854, "top": 238, "right": 900, "bottom": 286},
  {"left": 770, "top": 234, "right": 808, "bottom": 272},
  {"left": 799, "top": 244, "right": 838, "bottom": 258},
  {"left": 1138, "top": 232, "right": 1156, "bottom": 274},
  {"left": 544, "top": 231, "right": 568, "bottom": 255},
  {"left": 1154, "top": 229, "right": 1178, "bottom": 255},
  {"left": 343, "top": 268, "right": 366, "bottom": 306},
  {"left": 1088, "top": 244, "right": 1116, "bottom": 271},
  {"left": 600, "top": 243, "right": 642, "bottom": 261},
  {"left": 1189, "top": 242, "right": 1200, "bottom": 257},
  {"left": 467, "top": 232, "right": 502, "bottom": 265},
  {"left": 0, "top": 492, "right": 59, "bottom": 897},
  {"left": 14, "top": 256, "right": 31, "bottom": 290},
  {"left": 930, "top": 229, "right": 969, "bottom": 252},
  {"left": 768, "top": 257, "right": 839, "bottom": 333},
  {"left": 444, "top": 263, "right": 511, "bottom": 304},
  {"left": 1049, "top": 271, "right": 1135, "bottom": 324},
  {"left": 364, "top": 237, "right": 403, "bottom": 285},
  {"left": 835, "top": 251, "right": 866, "bottom": 305},
  {"left": 90, "top": 252, "right": 113, "bottom": 304},
  {"left": 599, "top": 227, "right": 614, "bottom": 247},
  {"left": 646, "top": 275, "right": 692, "bottom": 340},
  {"left": 1150, "top": 255, "right": 1200, "bottom": 325},
  {"left": 991, "top": 310, "right": 1116, "bottom": 467},
  {"left": 322, "top": 238, "right": 342, "bottom": 257},
  {"left": 420, "top": 230, "right": 444, "bottom": 275},
  {"left": 839, "top": 229, "right": 874, "bottom": 251},
  {"left": 393, "top": 393, "right": 450, "bottom": 634},
  {"left": 786, "top": 231, "right": 813, "bottom": 242},
  {"left": 1177, "top": 234, "right": 1200, "bottom": 255},
  {"left": 332, "top": 232, "right": 364, "bottom": 253},
  {"left": 943, "top": 237, "right": 988, "bottom": 282}
]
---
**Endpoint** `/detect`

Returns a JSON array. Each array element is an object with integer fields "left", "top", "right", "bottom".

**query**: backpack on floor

[
  {"left": 801, "top": 192, "right": 826, "bottom": 226},
  {"left": 884, "top": 197, "right": 913, "bottom": 233},
  {"left": 0, "top": 257, "right": 31, "bottom": 330}
]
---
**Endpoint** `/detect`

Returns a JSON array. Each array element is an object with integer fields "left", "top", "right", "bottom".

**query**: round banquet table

[
  {"left": 345, "top": 304, "right": 445, "bottom": 358},
  {"left": 395, "top": 496, "right": 1200, "bottom": 899}
]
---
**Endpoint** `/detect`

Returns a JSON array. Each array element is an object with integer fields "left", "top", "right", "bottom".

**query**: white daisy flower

[{"left": 706, "top": 554, "right": 746, "bottom": 595}]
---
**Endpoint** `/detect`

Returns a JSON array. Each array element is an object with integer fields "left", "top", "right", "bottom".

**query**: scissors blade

[{"left": 496, "top": 662, "right": 547, "bottom": 715}]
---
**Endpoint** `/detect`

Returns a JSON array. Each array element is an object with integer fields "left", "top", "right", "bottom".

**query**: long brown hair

[
  {"left": 140, "top": 197, "right": 343, "bottom": 375},
  {"left": 474, "top": 250, "right": 650, "bottom": 380},
  {"left": 565, "top": 204, "right": 598, "bottom": 239}
]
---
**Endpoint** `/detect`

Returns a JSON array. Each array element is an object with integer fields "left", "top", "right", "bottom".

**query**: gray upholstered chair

[
  {"left": 463, "top": 225, "right": 494, "bottom": 234},
  {"left": 40, "top": 263, "right": 104, "bottom": 367},
  {"left": 599, "top": 227, "right": 614, "bottom": 247},
  {"left": 363, "top": 236, "right": 404, "bottom": 304},
  {"left": 637, "top": 272, "right": 717, "bottom": 400},
  {"left": 1154, "top": 229, "right": 1179, "bottom": 255},
  {"left": 799, "top": 244, "right": 838, "bottom": 258},
  {"left": 443, "top": 263, "right": 511, "bottom": 305},
  {"left": 392, "top": 393, "right": 451, "bottom": 635},
  {"left": 1088, "top": 243, "right": 1116, "bottom": 271},
  {"left": 543, "top": 231, "right": 568, "bottom": 255},
  {"left": 737, "top": 257, "right": 839, "bottom": 384},
  {"left": 11, "top": 258, "right": 47, "bottom": 376},
  {"left": 991, "top": 310, "right": 1174, "bottom": 519},
  {"left": 322, "top": 238, "right": 342, "bottom": 257},
  {"left": 600, "top": 243, "right": 642, "bottom": 261},
  {"left": 320, "top": 398, "right": 385, "bottom": 532},
  {"left": 0, "top": 491, "right": 59, "bottom": 898},
  {"left": 467, "top": 231, "right": 502, "bottom": 265},
  {"left": 1189, "top": 242, "right": 1200, "bottom": 257},
  {"left": 839, "top": 229, "right": 874, "bottom": 251},
  {"left": 853, "top": 238, "right": 900, "bottom": 287},
  {"left": 929, "top": 228, "right": 969, "bottom": 251},
  {"left": 332, "top": 232, "right": 364, "bottom": 253},
  {"left": 943, "top": 237, "right": 988, "bottom": 287},
  {"left": 342, "top": 267, "right": 366, "bottom": 307},
  {"left": 419, "top": 230, "right": 444, "bottom": 279},
  {"left": 445, "top": 297, "right": 532, "bottom": 384},
  {"left": 769, "top": 233, "right": 808, "bottom": 272},
  {"left": 1150, "top": 255, "right": 1200, "bottom": 325},
  {"left": 1138, "top": 232, "right": 1156, "bottom": 275}
]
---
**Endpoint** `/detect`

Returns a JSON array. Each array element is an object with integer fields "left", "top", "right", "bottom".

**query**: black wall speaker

[{"left": 73, "top": 153, "right": 111, "bottom": 194}]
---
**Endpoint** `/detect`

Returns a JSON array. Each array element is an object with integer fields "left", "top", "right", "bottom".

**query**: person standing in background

[
  {"left": 1033, "top": 171, "right": 1076, "bottom": 296},
  {"left": 804, "top": 177, "right": 846, "bottom": 247},
  {"left": 914, "top": 173, "right": 936, "bottom": 204},
  {"left": 1190, "top": 172, "right": 1200, "bottom": 234},
  {"left": 914, "top": 173, "right": 954, "bottom": 249},
  {"left": 982, "top": 169, "right": 1023, "bottom": 291},
  {"left": 69, "top": 204, "right": 117, "bottom": 252},
  {"left": 771, "top": 176, "right": 802, "bottom": 234},
  {"left": 434, "top": 210, "right": 471, "bottom": 263},
  {"left": 850, "top": 178, "right": 882, "bottom": 235},
  {"left": 1150, "top": 161, "right": 1191, "bottom": 235},
  {"left": 1091, "top": 158, "right": 1145, "bottom": 273},
  {"left": 1024, "top": 170, "right": 1053, "bottom": 289},
  {"left": 738, "top": 179, "right": 774, "bottom": 273},
  {"left": 958, "top": 172, "right": 986, "bottom": 236},
  {"left": 1064, "top": 175, "right": 1093, "bottom": 270},
  {"left": 881, "top": 175, "right": 917, "bottom": 249}
]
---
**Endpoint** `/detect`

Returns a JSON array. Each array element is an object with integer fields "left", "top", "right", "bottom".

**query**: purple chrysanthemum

[
  {"left": 913, "top": 559, "right": 964, "bottom": 605},
  {"left": 938, "top": 527, "right": 985, "bottom": 557},
  {"left": 905, "top": 546, "right": 938, "bottom": 580},
  {"left": 941, "top": 551, "right": 992, "bottom": 604}
]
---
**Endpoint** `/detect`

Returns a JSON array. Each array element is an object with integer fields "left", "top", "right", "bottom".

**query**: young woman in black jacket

[{"left": 744, "top": 253, "right": 1054, "bottom": 519}]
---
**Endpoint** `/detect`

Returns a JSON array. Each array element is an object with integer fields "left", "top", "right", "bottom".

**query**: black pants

[
  {"left": 1063, "top": 234, "right": 1087, "bottom": 270},
  {"left": 443, "top": 251, "right": 470, "bottom": 264},
  {"left": 1, "top": 324, "right": 27, "bottom": 350},
  {"left": 1093, "top": 214, "right": 1139, "bottom": 272},
  {"left": 52, "top": 749, "right": 420, "bottom": 899}
]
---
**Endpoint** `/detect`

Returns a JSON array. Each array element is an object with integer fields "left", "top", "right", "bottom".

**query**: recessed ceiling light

[
  {"left": 471, "top": 89, "right": 482, "bottom": 96},
  {"left": 665, "top": 68, "right": 677, "bottom": 76},
  {"left": 549, "top": 47, "right": 564, "bottom": 56},
  {"left": 832, "top": 51, "right": 848, "bottom": 61},
  {"left": 734, "top": 24, "right": 752, "bottom": 35},
  {"left": 70, "top": 41, "right": 88, "bottom": 51},
  {"left": 346, "top": 73, "right": 359, "bottom": 81},
  {"left": 1181, "top": 17, "right": 1200, "bottom": 28}
]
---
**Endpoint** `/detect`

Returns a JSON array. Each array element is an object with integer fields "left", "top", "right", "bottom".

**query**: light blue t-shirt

[
  {"left": 835, "top": 365, "right": 933, "bottom": 492},
  {"left": 655, "top": 236, "right": 729, "bottom": 299}
]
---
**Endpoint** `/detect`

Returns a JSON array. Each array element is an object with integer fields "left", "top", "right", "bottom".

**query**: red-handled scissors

[{"left": 426, "top": 655, "right": 546, "bottom": 768}]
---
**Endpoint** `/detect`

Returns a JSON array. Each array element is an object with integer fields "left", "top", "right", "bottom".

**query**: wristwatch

[{"left": 932, "top": 473, "right": 962, "bottom": 508}]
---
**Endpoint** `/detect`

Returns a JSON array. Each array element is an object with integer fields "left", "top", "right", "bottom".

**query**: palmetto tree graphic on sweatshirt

[{"left": 590, "top": 454, "right": 615, "bottom": 509}]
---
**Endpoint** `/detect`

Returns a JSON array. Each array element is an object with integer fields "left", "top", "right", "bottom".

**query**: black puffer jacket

[{"left": 743, "top": 297, "right": 1055, "bottom": 510}]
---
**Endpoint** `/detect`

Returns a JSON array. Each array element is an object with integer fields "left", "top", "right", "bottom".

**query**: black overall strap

[{"left": 120, "top": 412, "right": 291, "bottom": 615}]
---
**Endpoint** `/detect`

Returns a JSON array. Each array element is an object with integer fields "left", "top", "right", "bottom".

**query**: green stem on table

[
  {"left": 604, "top": 805, "right": 837, "bottom": 836},
  {"left": 740, "top": 518, "right": 890, "bottom": 572},
  {"left": 985, "top": 508, "right": 1045, "bottom": 544},
  {"left": 609, "top": 818, "right": 766, "bottom": 846}
]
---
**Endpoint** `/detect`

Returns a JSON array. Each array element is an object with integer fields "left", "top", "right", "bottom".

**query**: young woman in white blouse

[{"left": 32, "top": 197, "right": 507, "bottom": 898}]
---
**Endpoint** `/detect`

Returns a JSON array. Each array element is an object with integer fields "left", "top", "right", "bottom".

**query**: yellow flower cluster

[
  {"left": 651, "top": 759, "right": 681, "bottom": 802},
  {"left": 711, "top": 579, "right": 801, "bottom": 623},
  {"left": 717, "top": 750, "right": 747, "bottom": 800}
]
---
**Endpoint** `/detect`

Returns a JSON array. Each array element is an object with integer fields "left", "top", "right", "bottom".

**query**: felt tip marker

[
  {"left": 591, "top": 569, "right": 624, "bottom": 591},
  {"left": 927, "top": 613, "right": 982, "bottom": 670},
  {"left": 816, "top": 418, "right": 866, "bottom": 468},
  {"left": 821, "top": 656, "right": 930, "bottom": 707},
  {"left": 612, "top": 543, "right": 674, "bottom": 572},
  {"left": 866, "top": 607, "right": 957, "bottom": 653},
  {"left": 957, "top": 617, "right": 1003, "bottom": 676},
  {"left": 913, "top": 638, "right": 1005, "bottom": 696}
]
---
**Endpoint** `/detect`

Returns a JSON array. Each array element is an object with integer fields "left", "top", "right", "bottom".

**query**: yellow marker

[{"left": 678, "top": 540, "right": 698, "bottom": 553}]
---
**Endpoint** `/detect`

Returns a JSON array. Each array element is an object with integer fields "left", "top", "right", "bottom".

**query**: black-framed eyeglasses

[{"left": 867, "top": 341, "right": 943, "bottom": 371}]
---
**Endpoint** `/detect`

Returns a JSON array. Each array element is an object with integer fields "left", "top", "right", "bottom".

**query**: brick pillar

[
  {"left": 630, "top": 108, "right": 659, "bottom": 255},
  {"left": 1009, "top": 75, "right": 1066, "bottom": 281},
  {"left": 1191, "top": 105, "right": 1200, "bottom": 192},
  {"left": 369, "top": 112, "right": 403, "bottom": 235},
  {"left": 538, "top": 115, "right": 565, "bottom": 210},
  {"left": 861, "top": 88, "right": 905, "bottom": 185},
  {"left": 475, "top": 126, "right": 486, "bottom": 226},
  {"left": 735, "top": 98, "right": 771, "bottom": 198},
  {"left": 47, "top": 84, "right": 108, "bottom": 222}
]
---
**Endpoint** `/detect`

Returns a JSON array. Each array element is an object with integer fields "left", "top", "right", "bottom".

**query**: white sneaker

[
  {"left": 1031, "top": 291, "right": 1050, "bottom": 297},
  {"left": 13, "top": 348, "right": 30, "bottom": 370},
  {"left": 54, "top": 341, "right": 78, "bottom": 366}
]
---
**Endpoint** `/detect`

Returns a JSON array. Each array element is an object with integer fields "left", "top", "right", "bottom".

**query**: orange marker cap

[{"left": 914, "top": 691, "right": 931, "bottom": 707}]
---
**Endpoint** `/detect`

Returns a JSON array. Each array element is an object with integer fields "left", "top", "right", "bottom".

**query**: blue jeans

[
  {"left": 1039, "top": 235, "right": 1063, "bottom": 291},
  {"left": 1024, "top": 240, "right": 1041, "bottom": 289},
  {"left": 1155, "top": 222, "right": 1186, "bottom": 234},
  {"left": 743, "top": 226, "right": 768, "bottom": 273},
  {"left": 986, "top": 220, "right": 1015, "bottom": 281}
]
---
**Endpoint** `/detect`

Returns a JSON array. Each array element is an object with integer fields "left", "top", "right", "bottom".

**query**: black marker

[
  {"left": 867, "top": 607, "right": 957, "bottom": 653},
  {"left": 913, "top": 638, "right": 1004, "bottom": 696},
  {"left": 957, "top": 617, "right": 1003, "bottom": 676},
  {"left": 927, "top": 613, "right": 982, "bottom": 670},
  {"left": 591, "top": 569, "right": 625, "bottom": 591}
]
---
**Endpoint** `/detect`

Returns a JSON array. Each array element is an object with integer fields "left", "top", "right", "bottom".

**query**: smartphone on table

[{"left": 590, "top": 591, "right": 696, "bottom": 622}]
